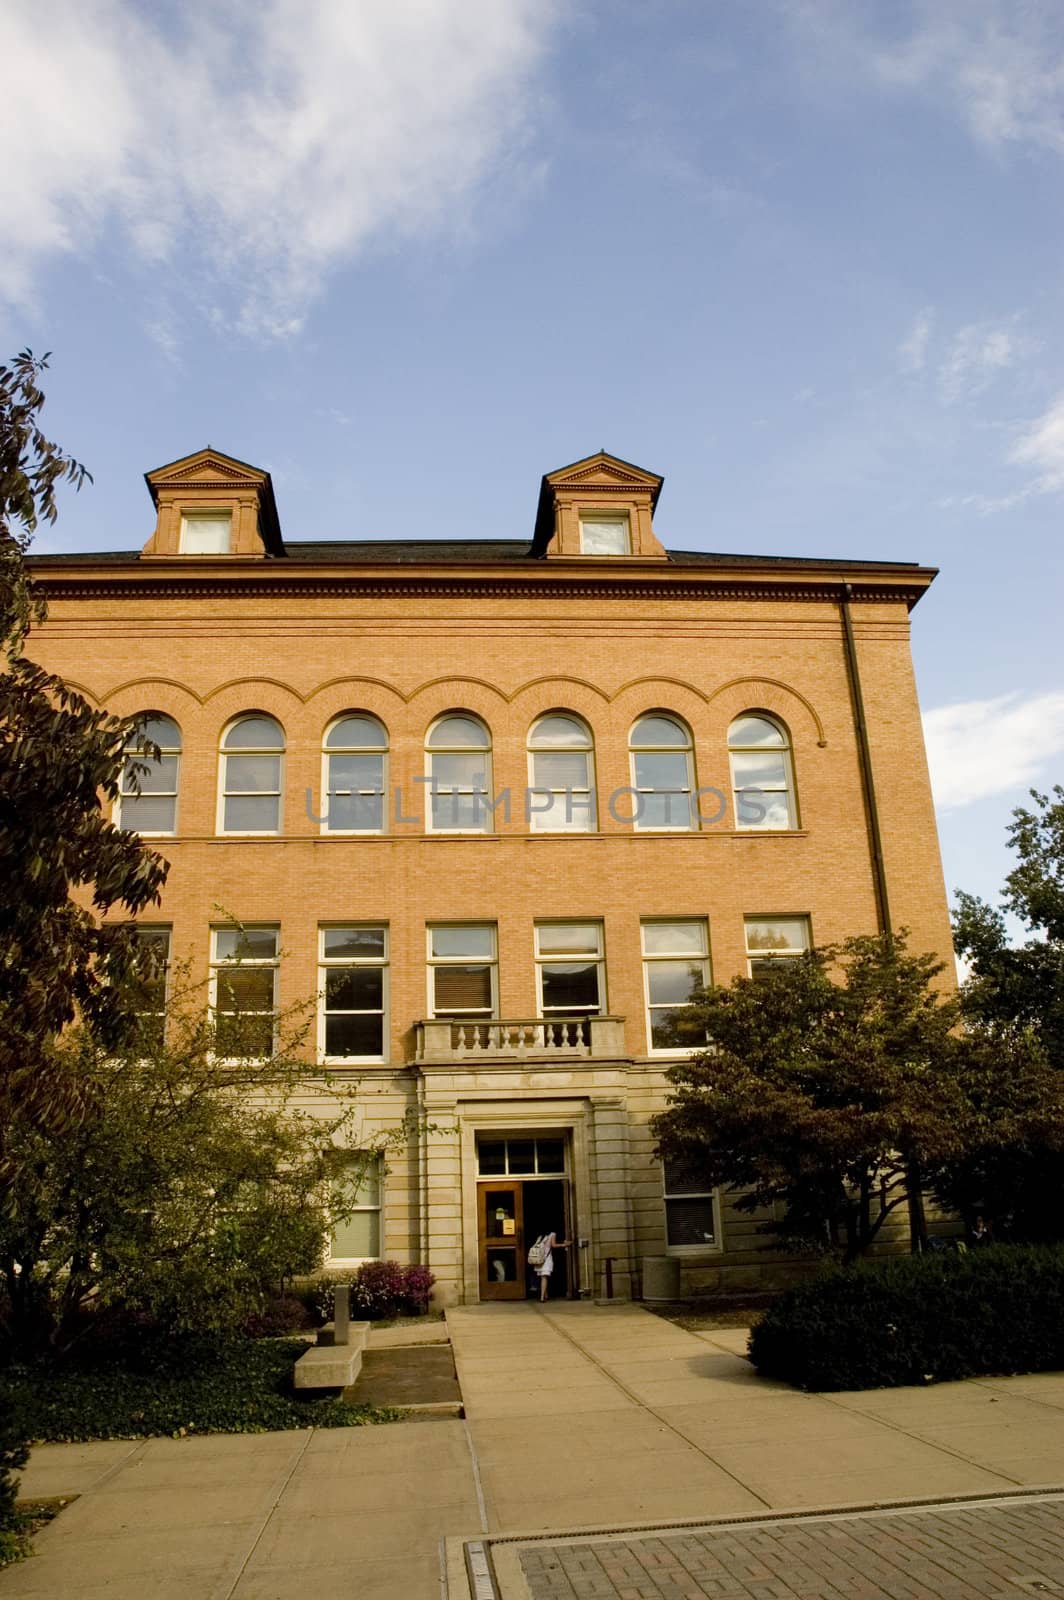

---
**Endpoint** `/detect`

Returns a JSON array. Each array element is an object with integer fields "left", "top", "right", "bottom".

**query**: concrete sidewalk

[
  {"left": 452, "top": 1301, "right": 1064, "bottom": 1531},
  {"left": 10, "top": 1303, "right": 1064, "bottom": 1599}
]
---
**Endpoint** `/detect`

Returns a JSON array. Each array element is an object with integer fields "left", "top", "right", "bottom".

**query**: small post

[
  {"left": 604, "top": 1257, "right": 614, "bottom": 1299},
  {"left": 334, "top": 1284, "right": 350, "bottom": 1347}
]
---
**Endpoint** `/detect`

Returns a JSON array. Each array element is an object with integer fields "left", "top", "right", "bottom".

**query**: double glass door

[{"left": 477, "top": 1166, "right": 574, "bottom": 1301}]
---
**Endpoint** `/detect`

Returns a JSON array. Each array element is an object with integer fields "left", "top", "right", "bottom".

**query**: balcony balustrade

[{"left": 415, "top": 1014, "right": 625, "bottom": 1062}]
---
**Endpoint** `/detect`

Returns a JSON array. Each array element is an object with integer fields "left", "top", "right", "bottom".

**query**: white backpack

[{"left": 527, "top": 1235, "right": 549, "bottom": 1267}]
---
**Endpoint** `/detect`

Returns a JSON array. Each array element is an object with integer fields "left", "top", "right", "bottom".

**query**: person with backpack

[{"left": 528, "top": 1229, "right": 568, "bottom": 1302}]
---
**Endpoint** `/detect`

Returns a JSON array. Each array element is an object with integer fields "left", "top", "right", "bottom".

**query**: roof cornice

[{"left": 27, "top": 556, "right": 937, "bottom": 610}]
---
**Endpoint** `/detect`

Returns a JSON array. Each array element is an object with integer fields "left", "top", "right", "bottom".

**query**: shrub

[
  {"left": 400, "top": 1264, "right": 435, "bottom": 1315},
  {"left": 0, "top": 1393, "right": 29, "bottom": 1566},
  {"left": 240, "top": 1295, "right": 315, "bottom": 1339},
  {"left": 749, "top": 1244, "right": 1064, "bottom": 1390},
  {"left": 317, "top": 1263, "right": 435, "bottom": 1322},
  {"left": 349, "top": 1261, "right": 407, "bottom": 1319}
]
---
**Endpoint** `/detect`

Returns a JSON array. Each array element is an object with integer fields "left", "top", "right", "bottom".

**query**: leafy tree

[
  {"left": 952, "top": 786, "right": 1064, "bottom": 1235},
  {"left": 0, "top": 352, "right": 168, "bottom": 1168},
  {"left": 954, "top": 786, "right": 1064, "bottom": 1064},
  {"left": 653, "top": 934, "right": 975, "bottom": 1262},
  {"left": 0, "top": 962, "right": 395, "bottom": 1356}
]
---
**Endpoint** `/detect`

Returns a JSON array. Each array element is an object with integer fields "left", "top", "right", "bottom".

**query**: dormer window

[
  {"left": 579, "top": 514, "right": 631, "bottom": 556},
  {"left": 180, "top": 511, "right": 232, "bottom": 554}
]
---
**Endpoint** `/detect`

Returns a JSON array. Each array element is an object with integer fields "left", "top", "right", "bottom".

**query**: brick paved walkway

[{"left": 506, "top": 1492, "right": 1064, "bottom": 1599}]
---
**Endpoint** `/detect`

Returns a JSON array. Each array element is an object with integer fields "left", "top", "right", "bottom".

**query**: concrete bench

[{"left": 293, "top": 1286, "right": 370, "bottom": 1390}]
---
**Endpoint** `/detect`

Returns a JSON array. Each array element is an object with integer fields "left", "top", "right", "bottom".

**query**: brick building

[{"left": 27, "top": 447, "right": 952, "bottom": 1303}]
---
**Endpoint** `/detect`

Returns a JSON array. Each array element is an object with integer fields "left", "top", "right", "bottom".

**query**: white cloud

[
  {"left": 783, "top": 1, "right": 1064, "bottom": 160},
  {"left": 923, "top": 691, "right": 1064, "bottom": 810},
  {"left": 0, "top": 0, "right": 557, "bottom": 337},
  {"left": 898, "top": 308, "right": 934, "bottom": 374},
  {"left": 1008, "top": 394, "right": 1064, "bottom": 490},
  {"left": 938, "top": 321, "right": 1027, "bottom": 403}
]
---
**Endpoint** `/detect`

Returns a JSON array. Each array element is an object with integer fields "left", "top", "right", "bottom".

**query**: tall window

[
  {"left": 729, "top": 714, "right": 796, "bottom": 830},
  {"left": 219, "top": 715, "right": 284, "bottom": 834},
  {"left": 744, "top": 916, "right": 811, "bottom": 977},
  {"left": 425, "top": 714, "right": 493, "bottom": 833},
  {"left": 662, "top": 1154, "right": 718, "bottom": 1251},
  {"left": 535, "top": 923, "right": 605, "bottom": 1018},
  {"left": 527, "top": 713, "right": 596, "bottom": 832},
  {"left": 628, "top": 714, "right": 696, "bottom": 830},
  {"left": 328, "top": 1154, "right": 382, "bottom": 1263},
  {"left": 641, "top": 920, "right": 709, "bottom": 1053},
  {"left": 428, "top": 925, "right": 497, "bottom": 1019},
  {"left": 579, "top": 514, "right": 630, "bottom": 556},
  {"left": 319, "top": 926, "right": 387, "bottom": 1061},
  {"left": 130, "top": 925, "right": 171, "bottom": 1049},
  {"left": 323, "top": 715, "right": 386, "bottom": 833},
  {"left": 118, "top": 714, "right": 181, "bottom": 834},
  {"left": 179, "top": 510, "right": 232, "bottom": 554},
  {"left": 211, "top": 926, "right": 279, "bottom": 1057}
]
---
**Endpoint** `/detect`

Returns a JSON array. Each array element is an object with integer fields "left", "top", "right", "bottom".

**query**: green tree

[
  {"left": 952, "top": 786, "right": 1064, "bottom": 1235},
  {"left": 954, "top": 786, "right": 1064, "bottom": 1063},
  {"left": 652, "top": 934, "right": 971, "bottom": 1262},
  {"left": 0, "top": 961, "right": 392, "bottom": 1356},
  {"left": 0, "top": 352, "right": 168, "bottom": 1168}
]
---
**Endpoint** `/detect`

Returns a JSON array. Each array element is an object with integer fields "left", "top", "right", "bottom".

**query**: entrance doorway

[{"left": 476, "top": 1134, "right": 575, "bottom": 1302}]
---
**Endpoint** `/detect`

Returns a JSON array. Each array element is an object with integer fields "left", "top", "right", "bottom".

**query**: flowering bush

[
  {"left": 401, "top": 1264, "right": 435, "bottom": 1315},
  {"left": 316, "top": 1263, "right": 436, "bottom": 1322}
]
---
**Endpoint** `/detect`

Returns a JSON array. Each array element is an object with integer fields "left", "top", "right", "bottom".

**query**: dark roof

[{"left": 28, "top": 538, "right": 927, "bottom": 573}]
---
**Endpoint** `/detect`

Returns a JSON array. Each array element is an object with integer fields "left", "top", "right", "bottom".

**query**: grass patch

[
  {"left": 1, "top": 1338, "right": 400, "bottom": 1443},
  {"left": 0, "top": 1499, "right": 70, "bottom": 1568}
]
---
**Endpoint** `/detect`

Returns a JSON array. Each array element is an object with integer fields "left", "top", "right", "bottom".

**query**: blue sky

[{"left": 4, "top": 0, "right": 1063, "bottom": 928}]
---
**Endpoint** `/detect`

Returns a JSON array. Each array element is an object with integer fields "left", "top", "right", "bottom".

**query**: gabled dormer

[
  {"left": 530, "top": 451, "right": 667, "bottom": 560},
  {"left": 140, "top": 448, "right": 285, "bottom": 559}
]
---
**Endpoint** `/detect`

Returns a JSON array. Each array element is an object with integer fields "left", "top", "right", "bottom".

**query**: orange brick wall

[
  {"left": 28, "top": 568, "right": 954, "bottom": 1300},
  {"left": 33, "top": 585, "right": 953, "bottom": 1053}
]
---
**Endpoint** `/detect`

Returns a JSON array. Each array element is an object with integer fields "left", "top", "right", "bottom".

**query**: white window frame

[
  {"left": 744, "top": 915, "right": 812, "bottom": 977},
  {"left": 534, "top": 921, "right": 606, "bottom": 1019},
  {"left": 117, "top": 715, "right": 181, "bottom": 836},
  {"left": 628, "top": 715, "right": 697, "bottom": 833},
  {"left": 326, "top": 1152, "right": 383, "bottom": 1267},
  {"left": 179, "top": 509, "right": 232, "bottom": 555},
  {"left": 427, "top": 924, "right": 499, "bottom": 1019},
  {"left": 662, "top": 1156, "right": 721, "bottom": 1256},
  {"left": 526, "top": 713, "right": 596, "bottom": 833},
  {"left": 729, "top": 713, "right": 798, "bottom": 831},
  {"left": 579, "top": 512, "right": 631, "bottom": 556},
  {"left": 641, "top": 919, "right": 710, "bottom": 1056},
  {"left": 218, "top": 716, "right": 285, "bottom": 836},
  {"left": 210, "top": 925, "right": 280, "bottom": 1059},
  {"left": 321, "top": 715, "right": 387, "bottom": 835},
  {"left": 318, "top": 925, "right": 389, "bottom": 1064},
  {"left": 425, "top": 715, "right": 494, "bottom": 835}
]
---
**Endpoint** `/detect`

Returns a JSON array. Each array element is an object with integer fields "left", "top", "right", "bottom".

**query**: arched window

[
  {"left": 425, "top": 714, "right": 493, "bottom": 833},
  {"left": 527, "top": 713, "right": 596, "bottom": 832},
  {"left": 729, "top": 713, "right": 796, "bottom": 830},
  {"left": 118, "top": 713, "right": 181, "bottom": 835},
  {"left": 219, "top": 715, "right": 285, "bottom": 834},
  {"left": 323, "top": 714, "right": 387, "bottom": 832},
  {"left": 628, "top": 714, "right": 696, "bottom": 831}
]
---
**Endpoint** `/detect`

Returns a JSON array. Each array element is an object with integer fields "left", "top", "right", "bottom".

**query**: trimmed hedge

[{"left": 748, "top": 1244, "right": 1064, "bottom": 1391}]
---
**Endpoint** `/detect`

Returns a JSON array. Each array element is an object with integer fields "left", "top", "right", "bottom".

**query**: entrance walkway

[
  {"left": 10, "top": 1304, "right": 1064, "bottom": 1599},
  {"left": 450, "top": 1301, "right": 1059, "bottom": 1534}
]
